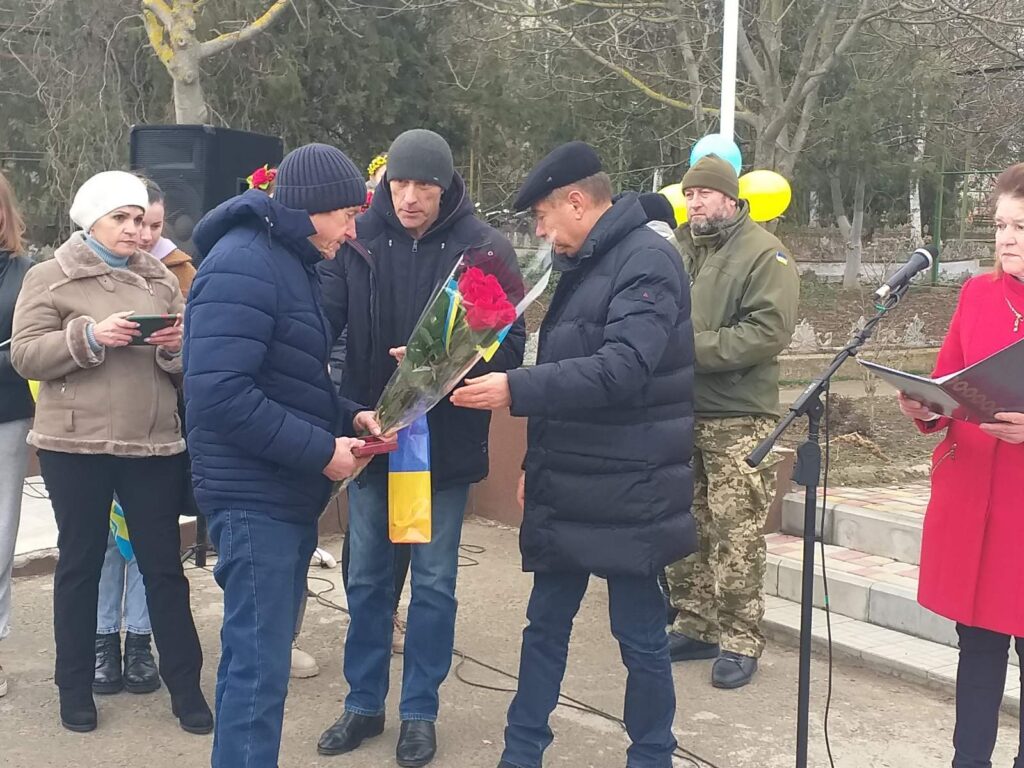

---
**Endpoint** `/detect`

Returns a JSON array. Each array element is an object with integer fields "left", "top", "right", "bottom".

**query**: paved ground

[{"left": 1, "top": 518, "right": 1019, "bottom": 768}]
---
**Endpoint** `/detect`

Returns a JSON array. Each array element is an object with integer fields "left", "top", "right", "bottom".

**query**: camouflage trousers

[{"left": 666, "top": 415, "right": 779, "bottom": 658}]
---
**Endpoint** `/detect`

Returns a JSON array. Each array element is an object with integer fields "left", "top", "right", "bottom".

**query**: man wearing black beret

[{"left": 452, "top": 141, "right": 697, "bottom": 768}]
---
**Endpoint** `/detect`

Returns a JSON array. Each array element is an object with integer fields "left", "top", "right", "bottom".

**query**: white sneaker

[
  {"left": 392, "top": 614, "right": 406, "bottom": 656},
  {"left": 290, "top": 642, "right": 319, "bottom": 679},
  {"left": 0, "top": 663, "right": 8, "bottom": 697}
]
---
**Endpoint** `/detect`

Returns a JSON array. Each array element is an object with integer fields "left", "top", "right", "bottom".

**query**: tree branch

[
  {"left": 548, "top": 19, "right": 758, "bottom": 127},
  {"left": 737, "top": 24, "right": 768, "bottom": 93},
  {"left": 199, "top": 0, "right": 292, "bottom": 60},
  {"left": 140, "top": 0, "right": 175, "bottom": 32},
  {"left": 142, "top": 9, "right": 173, "bottom": 66}
]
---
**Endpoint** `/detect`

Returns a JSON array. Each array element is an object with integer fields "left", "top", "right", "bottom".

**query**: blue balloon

[{"left": 689, "top": 134, "right": 743, "bottom": 175}]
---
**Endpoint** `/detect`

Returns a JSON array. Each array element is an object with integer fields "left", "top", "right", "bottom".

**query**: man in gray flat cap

[{"left": 317, "top": 129, "right": 525, "bottom": 767}]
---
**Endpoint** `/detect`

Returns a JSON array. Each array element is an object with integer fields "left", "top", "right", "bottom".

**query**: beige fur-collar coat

[{"left": 11, "top": 233, "right": 186, "bottom": 457}]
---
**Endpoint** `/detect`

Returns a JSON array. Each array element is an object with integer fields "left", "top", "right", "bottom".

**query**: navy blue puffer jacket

[
  {"left": 507, "top": 194, "right": 697, "bottom": 576},
  {"left": 183, "top": 191, "right": 359, "bottom": 522}
]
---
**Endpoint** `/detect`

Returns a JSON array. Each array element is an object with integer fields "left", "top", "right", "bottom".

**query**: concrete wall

[{"left": 778, "top": 228, "right": 990, "bottom": 283}]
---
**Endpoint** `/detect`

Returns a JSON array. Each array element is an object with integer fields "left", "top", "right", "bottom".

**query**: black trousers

[
  {"left": 954, "top": 623, "right": 1024, "bottom": 768},
  {"left": 341, "top": 531, "right": 410, "bottom": 614},
  {"left": 38, "top": 450, "right": 203, "bottom": 694}
]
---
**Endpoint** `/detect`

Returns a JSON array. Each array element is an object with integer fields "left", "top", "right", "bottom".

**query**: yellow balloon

[
  {"left": 658, "top": 183, "right": 688, "bottom": 226},
  {"left": 738, "top": 170, "right": 792, "bottom": 222},
  {"left": 29, "top": 380, "right": 40, "bottom": 402}
]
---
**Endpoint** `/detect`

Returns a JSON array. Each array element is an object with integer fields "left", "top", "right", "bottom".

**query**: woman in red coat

[{"left": 900, "top": 162, "right": 1024, "bottom": 768}]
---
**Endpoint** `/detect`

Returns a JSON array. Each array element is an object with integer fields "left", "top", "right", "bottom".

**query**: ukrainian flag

[
  {"left": 389, "top": 415, "right": 432, "bottom": 544},
  {"left": 109, "top": 500, "right": 135, "bottom": 561}
]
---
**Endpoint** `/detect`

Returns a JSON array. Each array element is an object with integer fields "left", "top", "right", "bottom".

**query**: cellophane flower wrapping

[{"left": 375, "top": 242, "right": 552, "bottom": 543}]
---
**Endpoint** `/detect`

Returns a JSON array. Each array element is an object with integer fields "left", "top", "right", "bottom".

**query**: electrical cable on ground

[
  {"left": 181, "top": 522, "right": 733, "bottom": 767},
  {"left": 306, "top": 554, "right": 723, "bottom": 768}
]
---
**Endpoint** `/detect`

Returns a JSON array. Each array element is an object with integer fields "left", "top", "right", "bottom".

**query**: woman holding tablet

[{"left": 10, "top": 171, "right": 209, "bottom": 735}]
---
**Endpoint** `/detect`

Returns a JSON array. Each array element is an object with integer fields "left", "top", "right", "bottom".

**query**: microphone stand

[{"left": 746, "top": 282, "right": 909, "bottom": 768}]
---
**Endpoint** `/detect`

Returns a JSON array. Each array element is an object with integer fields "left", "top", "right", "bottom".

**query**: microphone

[{"left": 874, "top": 245, "right": 937, "bottom": 301}]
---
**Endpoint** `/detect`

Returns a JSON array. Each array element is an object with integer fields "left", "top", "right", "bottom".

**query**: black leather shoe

[
  {"left": 667, "top": 631, "right": 719, "bottom": 662},
  {"left": 92, "top": 633, "right": 123, "bottom": 695},
  {"left": 59, "top": 687, "right": 97, "bottom": 732},
  {"left": 396, "top": 720, "right": 437, "bottom": 767},
  {"left": 123, "top": 632, "right": 160, "bottom": 694},
  {"left": 317, "top": 711, "right": 385, "bottom": 756},
  {"left": 171, "top": 689, "right": 213, "bottom": 734},
  {"left": 712, "top": 651, "right": 758, "bottom": 689}
]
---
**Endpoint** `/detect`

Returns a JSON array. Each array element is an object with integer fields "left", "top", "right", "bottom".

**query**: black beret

[
  {"left": 513, "top": 141, "right": 603, "bottom": 211},
  {"left": 638, "top": 192, "right": 677, "bottom": 229}
]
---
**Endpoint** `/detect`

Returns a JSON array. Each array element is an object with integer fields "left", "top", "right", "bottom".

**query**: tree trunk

[
  {"left": 843, "top": 171, "right": 866, "bottom": 289},
  {"left": 169, "top": 47, "right": 208, "bottom": 124},
  {"left": 908, "top": 104, "right": 926, "bottom": 246},
  {"left": 908, "top": 177, "right": 923, "bottom": 247},
  {"left": 828, "top": 169, "right": 852, "bottom": 241},
  {"left": 652, "top": 167, "right": 664, "bottom": 192},
  {"left": 808, "top": 190, "right": 820, "bottom": 227},
  {"left": 172, "top": 75, "right": 208, "bottom": 124}
]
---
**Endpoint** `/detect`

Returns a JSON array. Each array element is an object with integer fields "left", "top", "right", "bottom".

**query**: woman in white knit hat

[{"left": 9, "top": 171, "right": 210, "bottom": 735}]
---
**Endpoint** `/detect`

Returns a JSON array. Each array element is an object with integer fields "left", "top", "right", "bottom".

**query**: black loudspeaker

[{"left": 129, "top": 125, "right": 284, "bottom": 259}]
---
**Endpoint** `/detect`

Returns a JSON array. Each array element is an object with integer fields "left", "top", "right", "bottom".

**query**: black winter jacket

[
  {"left": 507, "top": 195, "right": 697, "bottom": 576},
  {"left": 318, "top": 173, "right": 526, "bottom": 489},
  {"left": 0, "top": 252, "right": 33, "bottom": 424}
]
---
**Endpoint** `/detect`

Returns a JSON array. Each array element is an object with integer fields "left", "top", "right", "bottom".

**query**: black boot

[
  {"left": 396, "top": 721, "right": 437, "bottom": 767},
  {"left": 123, "top": 632, "right": 160, "bottom": 694},
  {"left": 317, "top": 711, "right": 386, "bottom": 756},
  {"left": 667, "top": 631, "right": 719, "bottom": 662},
  {"left": 59, "top": 687, "right": 97, "bottom": 732},
  {"left": 712, "top": 651, "right": 758, "bottom": 689},
  {"left": 171, "top": 688, "right": 213, "bottom": 735},
  {"left": 92, "top": 633, "right": 123, "bottom": 695}
]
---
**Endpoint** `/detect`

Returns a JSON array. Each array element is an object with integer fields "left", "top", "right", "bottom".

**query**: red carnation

[
  {"left": 458, "top": 267, "right": 517, "bottom": 332},
  {"left": 248, "top": 165, "right": 277, "bottom": 191}
]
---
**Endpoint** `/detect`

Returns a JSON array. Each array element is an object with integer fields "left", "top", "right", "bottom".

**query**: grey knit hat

[
  {"left": 387, "top": 129, "right": 454, "bottom": 190},
  {"left": 273, "top": 143, "right": 365, "bottom": 214}
]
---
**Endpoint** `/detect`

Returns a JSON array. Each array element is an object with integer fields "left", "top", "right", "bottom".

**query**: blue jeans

[
  {"left": 344, "top": 472, "right": 469, "bottom": 721},
  {"left": 501, "top": 572, "right": 678, "bottom": 768},
  {"left": 96, "top": 531, "right": 151, "bottom": 635},
  {"left": 207, "top": 509, "right": 318, "bottom": 768}
]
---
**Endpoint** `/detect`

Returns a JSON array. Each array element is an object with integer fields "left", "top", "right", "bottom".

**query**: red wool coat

[{"left": 916, "top": 272, "right": 1024, "bottom": 636}]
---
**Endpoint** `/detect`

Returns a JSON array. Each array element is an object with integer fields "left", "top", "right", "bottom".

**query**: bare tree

[
  {"left": 140, "top": 0, "right": 292, "bottom": 122},
  {"left": 463, "top": 0, "right": 905, "bottom": 176}
]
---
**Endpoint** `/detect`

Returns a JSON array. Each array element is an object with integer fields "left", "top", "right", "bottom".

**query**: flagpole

[{"left": 720, "top": 0, "right": 739, "bottom": 139}]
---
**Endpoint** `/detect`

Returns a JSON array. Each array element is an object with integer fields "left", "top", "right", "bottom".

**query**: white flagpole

[{"left": 720, "top": 0, "right": 739, "bottom": 139}]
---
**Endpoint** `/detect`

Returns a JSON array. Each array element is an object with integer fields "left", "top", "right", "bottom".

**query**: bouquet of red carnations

[
  {"left": 373, "top": 243, "right": 552, "bottom": 543},
  {"left": 375, "top": 243, "right": 551, "bottom": 433}
]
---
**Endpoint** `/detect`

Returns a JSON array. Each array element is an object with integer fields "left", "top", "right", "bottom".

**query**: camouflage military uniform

[
  {"left": 665, "top": 200, "right": 799, "bottom": 661},
  {"left": 666, "top": 416, "right": 779, "bottom": 657}
]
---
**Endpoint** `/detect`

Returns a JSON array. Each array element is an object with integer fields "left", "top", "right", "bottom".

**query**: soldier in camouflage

[{"left": 665, "top": 154, "right": 799, "bottom": 689}]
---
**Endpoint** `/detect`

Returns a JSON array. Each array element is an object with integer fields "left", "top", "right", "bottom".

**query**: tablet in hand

[{"left": 128, "top": 314, "right": 180, "bottom": 345}]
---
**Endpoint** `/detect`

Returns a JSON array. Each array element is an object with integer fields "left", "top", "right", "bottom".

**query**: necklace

[{"left": 1006, "top": 295, "right": 1023, "bottom": 333}]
